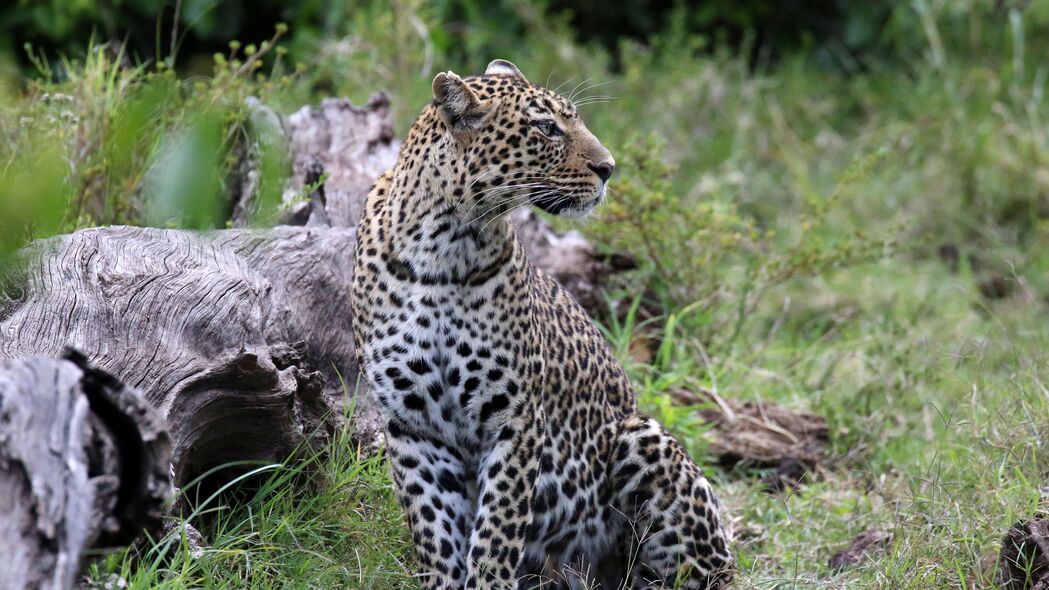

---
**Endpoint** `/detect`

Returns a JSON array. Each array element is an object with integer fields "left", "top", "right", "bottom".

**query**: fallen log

[
  {"left": 0, "top": 225, "right": 369, "bottom": 492},
  {"left": 0, "top": 353, "right": 170, "bottom": 590}
]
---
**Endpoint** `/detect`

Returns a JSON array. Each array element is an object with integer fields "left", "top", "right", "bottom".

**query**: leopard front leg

[
  {"left": 610, "top": 414, "right": 734, "bottom": 589},
  {"left": 464, "top": 399, "right": 544, "bottom": 589},
  {"left": 385, "top": 420, "right": 474, "bottom": 590}
]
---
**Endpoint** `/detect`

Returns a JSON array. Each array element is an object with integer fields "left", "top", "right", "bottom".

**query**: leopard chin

[{"left": 558, "top": 197, "right": 602, "bottom": 219}]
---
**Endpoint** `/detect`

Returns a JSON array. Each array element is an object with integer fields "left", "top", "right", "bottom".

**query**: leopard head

[{"left": 430, "top": 59, "right": 615, "bottom": 220}]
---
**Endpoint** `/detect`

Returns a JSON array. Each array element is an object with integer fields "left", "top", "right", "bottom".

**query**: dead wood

[
  {"left": 1000, "top": 518, "right": 1049, "bottom": 590},
  {"left": 828, "top": 529, "right": 893, "bottom": 570},
  {"left": 230, "top": 94, "right": 399, "bottom": 230},
  {"left": 0, "top": 353, "right": 170, "bottom": 590},
  {"left": 0, "top": 225, "right": 370, "bottom": 492},
  {"left": 670, "top": 388, "right": 828, "bottom": 469}
]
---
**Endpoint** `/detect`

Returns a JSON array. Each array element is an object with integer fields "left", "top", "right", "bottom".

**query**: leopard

[{"left": 350, "top": 59, "right": 733, "bottom": 589}]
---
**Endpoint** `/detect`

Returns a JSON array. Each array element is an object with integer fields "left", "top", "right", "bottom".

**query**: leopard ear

[
  {"left": 432, "top": 71, "right": 489, "bottom": 136},
  {"left": 485, "top": 59, "right": 528, "bottom": 84}
]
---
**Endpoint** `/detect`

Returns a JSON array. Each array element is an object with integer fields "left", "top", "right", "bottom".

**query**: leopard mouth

[
  {"left": 531, "top": 189, "right": 572, "bottom": 215},
  {"left": 532, "top": 186, "right": 604, "bottom": 217}
]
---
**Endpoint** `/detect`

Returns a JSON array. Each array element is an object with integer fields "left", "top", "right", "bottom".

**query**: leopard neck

[{"left": 381, "top": 113, "right": 523, "bottom": 286}]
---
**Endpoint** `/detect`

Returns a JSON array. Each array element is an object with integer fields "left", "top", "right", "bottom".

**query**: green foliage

[
  {"left": 0, "top": 0, "right": 1023, "bottom": 78},
  {"left": 601, "top": 296, "right": 716, "bottom": 461},
  {"left": 0, "top": 25, "right": 302, "bottom": 252},
  {"left": 591, "top": 133, "right": 757, "bottom": 309},
  {"left": 144, "top": 116, "right": 225, "bottom": 229},
  {"left": 588, "top": 131, "right": 896, "bottom": 356},
  {"left": 0, "top": 0, "right": 326, "bottom": 73},
  {"left": 0, "top": 142, "right": 68, "bottom": 256}
]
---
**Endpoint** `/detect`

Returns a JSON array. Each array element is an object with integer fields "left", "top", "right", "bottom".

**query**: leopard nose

[{"left": 587, "top": 161, "right": 614, "bottom": 182}]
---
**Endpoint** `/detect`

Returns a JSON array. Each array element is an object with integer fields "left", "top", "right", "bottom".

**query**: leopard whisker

[
  {"left": 469, "top": 181, "right": 550, "bottom": 204},
  {"left": 460, "top": 181, "right": 550, "bottom": 215},
  {"left": 458, "top": 168, "right": 500, "bottom": 208},
  {"left": 468, "top": 190, "right": 551, "bottom": 228},
  {"left": 468, "top": 183, "right": 549, "bottom": 209},
  {"left": 574, "top": 96, "right": 617, "bottom": 106},
  {"left": 552, "top": 76, "right": 575, "bottom": 94},
  {"left": 566, "top": 77, "right": 592, "bottom": 103},
  {"left": 477, "top": 182, "right": 565, "bottom": 230},
  {"left": 465, "top": 183, "right": 553, "bottom": 220},
  {"left": 469, "top": 175, "right": 550, "bottom": 197},
  {"left": 570, "top": 80, "right": 614, "bottom": 104}
]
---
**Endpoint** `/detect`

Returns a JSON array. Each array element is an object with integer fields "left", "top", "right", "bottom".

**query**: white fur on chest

[{"left": 361, "top": 277, "right": 529, "bottom": 452}]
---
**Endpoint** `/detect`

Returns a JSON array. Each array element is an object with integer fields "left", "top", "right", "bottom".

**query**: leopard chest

[{"left": 358, "top": 275, "right": 542, "bottom": 451}]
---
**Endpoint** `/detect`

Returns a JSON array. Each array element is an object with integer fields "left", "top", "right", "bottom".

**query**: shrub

[{"left": 0, "top": 25, "right": 304, "bottom": 255}]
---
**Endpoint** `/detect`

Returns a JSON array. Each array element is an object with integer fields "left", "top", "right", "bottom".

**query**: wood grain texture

[
  {"left": 0, "top": 226, "right": 370, "bottom": 489},
  {"left": 231, "top": 94, "right": 399, "bottom": 229},
  {"left": 0, "top": 354, "right": 169, "bottom": 590}
]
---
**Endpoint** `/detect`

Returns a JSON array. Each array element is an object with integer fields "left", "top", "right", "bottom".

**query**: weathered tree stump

[
  {"left": 230, "top": 94, "right": 399, "bottom": 230},
  {"left": 0, "top": 352, "right": 170, "bottom": 590}
]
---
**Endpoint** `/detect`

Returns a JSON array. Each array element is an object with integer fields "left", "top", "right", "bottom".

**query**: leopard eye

[{"left": 531, "top": 120, "right": 563, "bottom": 138}]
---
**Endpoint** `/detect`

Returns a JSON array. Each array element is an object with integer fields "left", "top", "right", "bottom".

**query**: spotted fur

[{"left": 351, "top": 59, "right": 733, "bottom": 589}]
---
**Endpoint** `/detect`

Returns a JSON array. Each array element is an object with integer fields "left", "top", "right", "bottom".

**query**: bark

[
  {"left": 0, "top": 352, "right": 170, "bottom": 590},
  {"left": 230, "top": 94, "right": 399, "bottom": 230},
  {"left": 0, "top": 225, "right": 371, "bottom": 492},
  {"left": 1000, "top": 517, "right": 1049, "bottom": 590}
]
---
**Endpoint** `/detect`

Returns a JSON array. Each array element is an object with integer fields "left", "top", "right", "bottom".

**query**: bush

[
  {"left": 0, "top": 26, "right": 305, "bottom": 255},
  {"left": 7, "top": 0, "right": 1049, "bottom": 82},
  {"left": 590, "top": 132, "right": 896, "bottom": 349}
]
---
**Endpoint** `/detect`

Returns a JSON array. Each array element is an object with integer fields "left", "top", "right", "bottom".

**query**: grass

[
  {"left": 7, "top": 1, "right": 1049, "bottom": 589},
  {"left": 87, "top": 424, "right": 416, "bottom": 589},
  {"left": 85, "top": 259, "right": 1049, "bottom": 589},
  {"left": 717, "top": 264, "right": 1049, "bottom": 588}
]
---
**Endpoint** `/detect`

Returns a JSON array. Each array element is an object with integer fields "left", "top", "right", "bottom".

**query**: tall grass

[{"left": 88, "top": 423, "right": 414, "bottom": 590}]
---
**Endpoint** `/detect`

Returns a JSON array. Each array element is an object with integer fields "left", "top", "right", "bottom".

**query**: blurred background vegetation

[{"left": 5, "top": 0, "right": 1049, "bottom": 587}]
